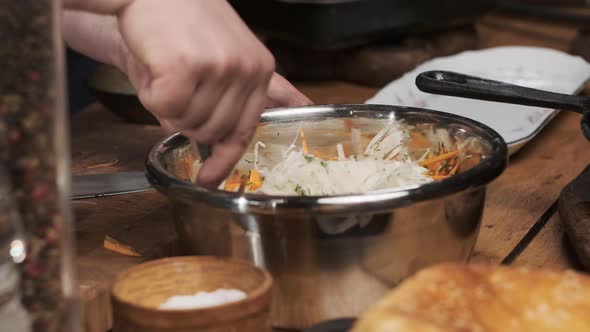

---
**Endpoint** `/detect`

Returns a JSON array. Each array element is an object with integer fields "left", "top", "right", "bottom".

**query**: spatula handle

[{"left": 416, "top": 70, "right": 588, "bottom": 113}]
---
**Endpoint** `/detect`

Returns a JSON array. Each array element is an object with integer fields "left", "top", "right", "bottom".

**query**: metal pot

[{"left": 145, "top": 104, "right": 507, "bottom": 329}]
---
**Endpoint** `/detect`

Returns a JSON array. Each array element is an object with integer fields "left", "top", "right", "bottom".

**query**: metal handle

[{"left": 415, "top": 70, "right": 588, "bottom": 113}]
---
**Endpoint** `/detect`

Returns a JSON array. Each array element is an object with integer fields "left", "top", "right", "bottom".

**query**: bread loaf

[{"left": 351, "top": 264, "right": 590, "bottom": 332}]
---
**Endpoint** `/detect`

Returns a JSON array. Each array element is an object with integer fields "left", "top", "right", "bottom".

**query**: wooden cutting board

[
  {"left": 71, "top": 107, "right": 180, "bottom": 332},
  {"left": 559, "top": 164, "right": 590, "bottom": 271}
]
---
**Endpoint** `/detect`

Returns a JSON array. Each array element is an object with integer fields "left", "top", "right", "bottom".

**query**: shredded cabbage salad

[{"left": 210, "top": 120, "right": 469, "bottom": 196}]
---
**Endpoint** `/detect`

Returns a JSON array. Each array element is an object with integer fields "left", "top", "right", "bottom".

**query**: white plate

[{"left": 366, "top": 46, "right": 590, "bottom": 155}]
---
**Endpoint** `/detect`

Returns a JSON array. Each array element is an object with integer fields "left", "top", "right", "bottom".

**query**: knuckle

[
  {"left": 204, "top": 52, "right": 240, "bottom": 78},
  {"left": 219, "top": 54, "right": 241, "bottom": 75},
  {"left": 141, "top": 94, "right": 178, "bottom": 119},
  {"left": 259, "top": 50, "right": 276, "bottom": 74},
  {"left": 231, "top": 128, "right": 255, "bottom": 148},
  {"left": 153, "top": 49, "right": 194, "bottom": 75},
  {"left": 238, "top": 60, "right": 258, "bottom": 79}
]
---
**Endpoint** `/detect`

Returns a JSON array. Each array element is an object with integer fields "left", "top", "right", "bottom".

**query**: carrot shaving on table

[
  {"left": 104, "top": 236, "right": 141, "bottom": 257},
  {"left": 86, "top": 158, "right": 119, "bottom": 169}
]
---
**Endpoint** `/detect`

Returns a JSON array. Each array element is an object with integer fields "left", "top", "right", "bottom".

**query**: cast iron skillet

[
  {"left": 415, "top": 70, "right": 590, "bottom": 141},
  {"left": 230, "top": 0, "right": 492, "bottom": 50}
]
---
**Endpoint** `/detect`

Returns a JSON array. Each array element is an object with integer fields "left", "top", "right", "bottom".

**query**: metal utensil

[
  {"left": 146, "top": 104, "right": 507, "bottom": 328},
  {"left": 415, "top": 70, "right": 590, "bottom": 140},
  {"left": 72, "top": 171, "right": 153, "bottom": 200}
]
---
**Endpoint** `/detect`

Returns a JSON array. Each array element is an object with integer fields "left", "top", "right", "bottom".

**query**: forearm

[
  {"left": 62, "top": 10, "right": 126, "bottom": 70},
  {"left": 63, "top": 0, "right": 132, "bottom": 14}
]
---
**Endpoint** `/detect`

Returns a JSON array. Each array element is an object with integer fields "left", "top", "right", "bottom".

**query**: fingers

[
  {"left": 117, "top": 0, "right": 283, "bottom": 187},
  {"left": 166, "top": 76, "right": 230, "bottom": 135},
  {"left": 138, "top": 66, "right": 196, "bottom": 120},
  {"left": 266, "top": 73, "right": 313, "bottom": 109},
  {"left": 183, "top": 79, "right": 255, "bottom": 143},
  {"left": 197, "top": 78, "right": 270, "bottom": 187}
]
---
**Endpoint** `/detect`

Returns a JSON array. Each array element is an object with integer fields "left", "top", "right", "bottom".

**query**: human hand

[{"left": 117, "top": 0, "right": 305, "bottom": 187}]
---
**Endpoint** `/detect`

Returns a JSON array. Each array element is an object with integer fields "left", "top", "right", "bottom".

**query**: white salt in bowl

[{"left": 111, "top": 256, "right": 273, "bottom": 332}]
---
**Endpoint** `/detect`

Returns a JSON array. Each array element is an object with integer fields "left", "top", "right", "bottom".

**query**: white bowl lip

[{"left": 145, "top": 104, "right": 507, "bottom": 215}]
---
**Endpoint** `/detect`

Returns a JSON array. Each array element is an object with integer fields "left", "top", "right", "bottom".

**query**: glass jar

[
  {"left": 0, "top": 1, "right": 80, "bottom": 331},
  {"left": 0, "top": 261, "right": 31, "bottom": 332}
]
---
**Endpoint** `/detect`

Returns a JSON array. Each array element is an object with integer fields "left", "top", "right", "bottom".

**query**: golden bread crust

[{"left": 351, "top": 264, "right": 590, "bottom": 332}]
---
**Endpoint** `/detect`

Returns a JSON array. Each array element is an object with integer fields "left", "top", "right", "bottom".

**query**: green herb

[
  {"left": 354, "top": 155, "right": 358, "bottom": 161},
  {"left": 304, "top": 155, "right": 314, "bottom": 163},
  {"left": 244, "top": 159, "right": 253, "bottom": 164},
  {"left": 294, "top": 184, "right": 307, "bottom": 196},
  {"left": 320, "top": 161, "right": 327, "bottom": 167},
  {"left": 276, "top": 132, "right": 280, "bottom": 137}
]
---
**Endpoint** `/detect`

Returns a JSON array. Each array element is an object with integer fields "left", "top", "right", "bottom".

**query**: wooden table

[{"left": 72, "top": 14, "right": 590, "bottom": 332}]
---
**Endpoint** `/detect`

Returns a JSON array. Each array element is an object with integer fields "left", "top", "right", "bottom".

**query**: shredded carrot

[
  {"left": 389, "top": 152, "right": 400, "bottom": 160},
  {"left": 449, "top": 160, "right": 461, "bottom": 176},
  {"left": 312, "top": 150, "right": 338, "bottom": 160},
  {"left": 344, "top": 119, "right": 353, "bottom": 130},
  {"left": 247, "top": 169, "right": 263, "bottom": 191},
  {"left": 419, "top": 151, "right": 460, "bottom": 167},
  {"left": 431, "top": 175, "right": 450, "bottom": 180},
  {"left": 300, "top": 128, "right": 309, "bottom": 155},
  {"left": 87, "top": 158, "right": 119, "bottom": 169},
  {"left": 408, "top": 131, "right": 431, "bottom": 149},
  {"left": 238, "top": 175, "right": 248, "bottom": 193},
  {"left": 104, "top": 236, "right": 141, "bottom": 257},
  {"left": 224, "top": 170, "right": 242, "bottom": 191}
]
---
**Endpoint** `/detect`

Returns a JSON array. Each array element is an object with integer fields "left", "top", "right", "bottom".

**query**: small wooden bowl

[{"left": 111, "top": 256, "right": 273, "bottom": 332}]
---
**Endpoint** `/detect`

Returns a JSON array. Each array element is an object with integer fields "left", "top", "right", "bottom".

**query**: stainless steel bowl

[{"left": 145, "top": 104, "right": 507, "bottom": 329}]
